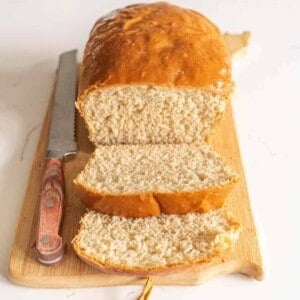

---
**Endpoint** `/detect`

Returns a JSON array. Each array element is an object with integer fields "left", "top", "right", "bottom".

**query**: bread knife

[{"left": 36, "top": 50, "right": 77, "bottom": 265}]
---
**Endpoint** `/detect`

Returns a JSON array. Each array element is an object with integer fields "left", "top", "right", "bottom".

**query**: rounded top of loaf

[{"left": 79, "top": 2, "right": 232, "bottom": 97}]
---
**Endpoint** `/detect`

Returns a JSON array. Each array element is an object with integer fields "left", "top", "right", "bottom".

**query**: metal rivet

[
  {"left": 41, "top": 235, "right": 51, "bottom": 244},
  {"left": 45, "top": 199, "right": 54, "bottom": 207}
]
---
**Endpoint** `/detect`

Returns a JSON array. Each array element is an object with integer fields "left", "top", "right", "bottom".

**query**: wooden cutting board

[{"left": 8, "top": 78, "right": 263, "bottom": 288}]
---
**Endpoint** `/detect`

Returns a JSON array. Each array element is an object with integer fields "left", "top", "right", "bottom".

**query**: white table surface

[{"left": 1, "top": 0, "right": 299, "bottom": 299}]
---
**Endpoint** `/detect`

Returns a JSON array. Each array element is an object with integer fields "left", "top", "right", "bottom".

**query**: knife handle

[{"left": 36, "top": 158, "right": 65, "bottom": 265}]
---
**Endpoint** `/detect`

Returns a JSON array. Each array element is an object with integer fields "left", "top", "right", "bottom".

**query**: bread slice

[
  {"left": 72, "top": 209, "right": 240, "bottom": 275},
  {"left": 74, "top": 143, "right": 239, "bottom": 218},
  {"left": 77, "top": 2, "right": 232, "bottom": 146}
]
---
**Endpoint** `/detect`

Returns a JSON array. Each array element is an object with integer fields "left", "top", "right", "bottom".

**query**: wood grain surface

[{"left": 7, "top": 80, "right": 263, "bottom": 287}]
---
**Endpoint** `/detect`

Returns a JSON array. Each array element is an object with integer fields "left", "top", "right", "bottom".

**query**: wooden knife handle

[{"left": 36, "top": 158, "right": 65, "bottom": 264}]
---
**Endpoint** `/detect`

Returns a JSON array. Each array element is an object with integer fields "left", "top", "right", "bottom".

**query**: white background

[{"left": 1, "top": 0, "right": 299, "bottom": 299}]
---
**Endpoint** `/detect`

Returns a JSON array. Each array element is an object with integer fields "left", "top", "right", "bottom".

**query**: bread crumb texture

[
  {"left": 78, "top": 86, "right": 225, "bottom": 145},
  {"left": 75, "top": 143, "right": 238, "bottom": 194},
  {"left": 72, "top": 209, "right": 240, "bottom": 268}
]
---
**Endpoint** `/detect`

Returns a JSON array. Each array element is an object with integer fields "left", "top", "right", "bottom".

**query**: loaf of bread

[
  {"left": 72, "top": 2, "right": 243, "bottom": 275},
  {"left": 72, "top": 208, "right": 240, "bottom": 275},
  {"left": 76, "top": 2, "right": 232, "bottom": 146},
  {"left": 74, "top": 143, "right": 239, "bottom": 218}
]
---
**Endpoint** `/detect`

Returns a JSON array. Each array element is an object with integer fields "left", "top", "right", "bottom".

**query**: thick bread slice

[
  {"left": 72, "top": 209, "right": 240, "bottom": 275},
  {"left": 77, "top": 2, "right": 232, "bottom": 146},
  {"left": 74, "top": 143, "right": 239, "bottom": 218}
]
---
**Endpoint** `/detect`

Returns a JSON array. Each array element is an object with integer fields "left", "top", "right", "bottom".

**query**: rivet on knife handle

[{"left": 36, "top": 158, "right": 65, "bottom": 265}]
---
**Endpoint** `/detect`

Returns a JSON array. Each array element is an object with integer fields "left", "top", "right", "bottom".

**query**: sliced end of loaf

[
  {"left": 72, "top": 209, "right": 240, "bottom": 275},
  {"left": 76, "top": 85, "right": 226, "bottom": 146}
]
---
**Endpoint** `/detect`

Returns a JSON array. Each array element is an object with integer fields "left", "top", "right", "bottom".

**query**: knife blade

[{"left": 36, "top": 50, "right": 77, "bottom": 265}]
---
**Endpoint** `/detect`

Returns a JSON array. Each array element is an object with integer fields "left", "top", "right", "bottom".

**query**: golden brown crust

[
  {"left": 74, "top": 178, "right": 239, "bottom": 218},
  {"left": 78, "top": 2, "right": 232, "bottom": 99},
  {"left": 74, "top": 181, "right": 161, "bottom": 218}
]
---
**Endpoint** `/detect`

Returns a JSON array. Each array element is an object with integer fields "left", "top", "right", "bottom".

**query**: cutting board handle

[{"left": 36, "top": 158, "right": 65, "bottom": 264}]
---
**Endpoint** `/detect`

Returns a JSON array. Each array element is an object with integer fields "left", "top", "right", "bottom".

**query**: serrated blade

[{"left": 48, "top": 50, "right": 77, "bottom": 158}]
